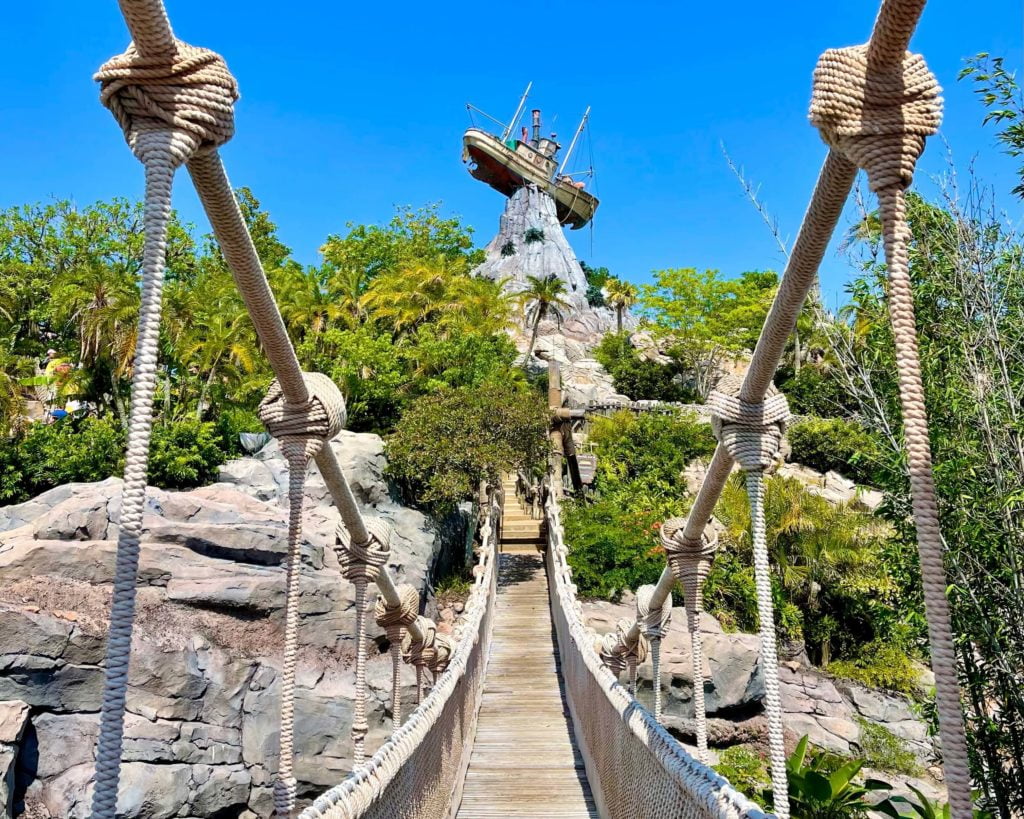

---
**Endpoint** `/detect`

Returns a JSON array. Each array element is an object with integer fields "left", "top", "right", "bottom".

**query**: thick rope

[
  {"left": 810, "top": 23, "right": 972, "bottom": 817},
  {"left": 659, "top": 521, "right": 719, "bottom": 761},
  {"left": 709, "top": 378, "right": 790, "bottom": 818},
  {"left": 636, "top": 584, "right": 672, "bottom": 724},
  {"left": 375, "top": 583, "right": 419, "bottom": 731},
  {"left": 90, "top": 26, "right": 238, "bottom": 814}
]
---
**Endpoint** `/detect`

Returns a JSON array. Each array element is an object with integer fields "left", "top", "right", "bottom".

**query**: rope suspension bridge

[{"left": 86, "top": 0, "right": 972, "bottom": 816}]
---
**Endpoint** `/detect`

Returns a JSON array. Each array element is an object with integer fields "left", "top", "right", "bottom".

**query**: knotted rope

[
  {"left": 90, "top": 32, "right": 239, "bottom": 819},
  {"left": 659, "top": 519, "right": 719, "bottom": 760},
  {"left": 600, "top": 618, "right": 649, "bottom": 695},
  {"left": 259, "top": 373, "right": 346, "bottom": 816},
  {"left": 403, "top": 616, "right": 439, "bottom": 703},
  {"left": 375, "top": 583, "right": 420, "bottom": 731},
  {"left": 810, "top": 28, "right": 971, "bottom": 818},
  {"left": 338, "top": 517, "right": 392, "bottom": 767},
  {"left": 709, "top": 377, "right": 790, "bottom": 818},
  {"left": 636, "top": 584, "right": 672, "bottom": 724}
]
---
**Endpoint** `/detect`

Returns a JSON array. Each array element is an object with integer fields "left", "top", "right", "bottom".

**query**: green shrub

[
  {"left": 523, "top": 227, "right": 544, "bottom": 243},
  {"left": 854, "top": 718, "right": 923, "bottom": 776},
  {"left": 214, "top": 406, "right": 266, "bottom": 456},
  {"left": 829, "top": 640, "right": 921, "bottom": 696},
  {"left": 148, "top": 420, "right": 228, "bottom": 489},
  {"left": 18, "top": 416, "right": 126, "bottom": 496},
  {"left": 500, "top": 240, "right": 516, "bottom": 257},
  {"left": 777, "top": 364, "right": 856, "bottom": 418},
  {"left": 595, "top": 333, "right": 696, "bottom": 402},
  {"left": 0, "top": 438, "right": 27, "bottom": 503},
  {"left": 714, "top": 745, "right": 769, "bottom": 800},
  {"left": 385, "top": 381, "right": 549, "bottom": 512},
  {"left": 787, "top": 417, "right": 880, "bottom": 486}
]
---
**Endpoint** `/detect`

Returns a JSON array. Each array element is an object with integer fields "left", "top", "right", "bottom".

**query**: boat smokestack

[{"left": 531, "top": 109, "right": 541, "bottom": 144}]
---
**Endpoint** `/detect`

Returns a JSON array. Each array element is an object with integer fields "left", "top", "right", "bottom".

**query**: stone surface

[{"left": 0, "top": 430, "right": 460, "bottom": 817}]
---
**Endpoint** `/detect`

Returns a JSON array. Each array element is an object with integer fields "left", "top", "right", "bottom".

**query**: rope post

[
  {"left": 375, "top": 583, "right": 420, "bottom": 731},
  {"left": 810, "top": 27, "right": 972, "bottom": 817},
  {"left": 708, "top": 378, "right": 790, "bottom": 818},
  {"left": 90, "top": 29, "right": 239, "bottom": 818},
  {"left": 659, "top": 521, "right": 719, "bottom": 762},
  {"left": 636, "top": 584, "right": 672, "bottom": 725}
]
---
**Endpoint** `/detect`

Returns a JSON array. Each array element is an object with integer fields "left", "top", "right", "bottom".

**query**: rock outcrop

[{"left": 0, "top": 432, "right": 460, "bottom": 817}]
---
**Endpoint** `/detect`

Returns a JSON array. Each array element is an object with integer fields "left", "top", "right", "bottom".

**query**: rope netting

[{"left": 545, "top": 492, "right": 767, "bottom": 819}]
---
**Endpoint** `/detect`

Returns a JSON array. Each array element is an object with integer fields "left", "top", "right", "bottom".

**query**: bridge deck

[{"left": 455, "top": 551, "right": 598, "bottom": 818}]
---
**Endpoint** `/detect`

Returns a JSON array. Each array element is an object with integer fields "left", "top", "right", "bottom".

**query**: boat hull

[{"left": 463, "top": 129, "right": 598, "bottom": 229}]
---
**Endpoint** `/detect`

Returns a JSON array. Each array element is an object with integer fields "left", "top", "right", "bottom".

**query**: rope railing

[
  {"left": 544, "top": 489, "right": 767, "bottom": 819},
  {"left": 580, "top": 1, "right": 971, "bottom": 816},
  {"left": 89, "top": 1, "right": 455, "bottom": 815}
]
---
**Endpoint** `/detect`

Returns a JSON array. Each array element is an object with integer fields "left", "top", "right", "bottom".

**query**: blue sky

[{"left": 2, "top": 1, "right": 1021, "bottom": 307}]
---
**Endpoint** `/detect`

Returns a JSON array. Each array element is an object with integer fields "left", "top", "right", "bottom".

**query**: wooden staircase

[{"left": 499, "top": 476, "right": 546, "bottom": 553}]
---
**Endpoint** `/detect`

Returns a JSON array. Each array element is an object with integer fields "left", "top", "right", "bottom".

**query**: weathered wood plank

[{"left": 455, "top": 550, "right": 597, "bottom": 819}]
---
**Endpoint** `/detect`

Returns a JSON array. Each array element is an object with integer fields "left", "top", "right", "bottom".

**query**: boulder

[{"left": 0, "top": 429, "right": 454, "bottom": 817}]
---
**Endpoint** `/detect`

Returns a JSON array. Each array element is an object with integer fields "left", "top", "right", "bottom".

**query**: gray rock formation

[
  {"left": 0, "top": 432, "right": 459, "bottom": 817},
  {"left": 583, "top": 601, "right": 943, "bottom": 798}
]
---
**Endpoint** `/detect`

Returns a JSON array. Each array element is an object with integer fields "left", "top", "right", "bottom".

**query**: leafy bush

[
  {"left": 214, "top": 406, "right": 266, "bottom": 456},
  {"left": 595, "top": 333, "right": 696, "bottom": 402},
  {"left": 523, "top": 227, "right": 544, "bottom": 243},
  {"left": 148, "top": 420, "right": 228, "bottom": 489},
  {"left": 385, "top": 381, "right": 549, "bottom": 512},
  {"left": 17, "top": 416, "right": 126, "bottom": 498},
  {"left": 500, "top": 240, "right": 515, "bottom": 257},
  {"left": 714, "top": 745, "right": 769, "bottom": 800},
  {"left": 787, "top": 417, "right": 880, "bottom": 486},
  {"left": 829, "top": 640, "right": 921, "bottom": 696},
  {"left": 777, "top": 364, "right": 856, "bottom": 418},
  {"left": 854, "top": 718, "right": 922, "bottom": 776}
]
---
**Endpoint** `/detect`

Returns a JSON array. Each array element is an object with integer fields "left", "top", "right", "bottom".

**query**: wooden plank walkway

[{"left": 455, "top": 550, "right": 598, "bottom": 818}]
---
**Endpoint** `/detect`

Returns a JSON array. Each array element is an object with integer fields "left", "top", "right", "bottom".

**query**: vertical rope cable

[
  {"left": 650, "top": 636, "right": 662, "bottom": 724},
  {"left": 747, "top": 470, "right": 789, "bottom": 819},
  {"left": 91, "top": 135, "right": 178, "bottom": 819},
  {"left": 388, "top": 626, "right": 403, "bottom": 731},
  {"left": 687, "top": 603, "right": 709, "bottom": 763},
  {"left": 878, "top": 187, "right": 973, "bottom": 817},
  {"left": 274, "top": 451, "right": 307, "bottom": 817},
  {"left": 351, "top": 576, "right": 369, "bottom": 768}
]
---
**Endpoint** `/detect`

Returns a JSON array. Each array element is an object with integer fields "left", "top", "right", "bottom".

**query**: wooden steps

[
  {"left": 455, "top": 553, "right": 597, "bottom": 819},
  {"left": 499, "top": 479, "right": 546, "bottom": 553}
]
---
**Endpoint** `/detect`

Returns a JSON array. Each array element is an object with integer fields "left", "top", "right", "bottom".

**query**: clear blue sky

[{"left": 2, "top": 1, "right": 1021, "bottom": 307}]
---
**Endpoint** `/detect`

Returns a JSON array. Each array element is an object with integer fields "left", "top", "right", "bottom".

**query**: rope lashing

[
  {"left": 337, "top": 517, "right": 392, "bottom": 768},
  {"left": 708, "top": 377, "right": 790, "bottom": 818},
  {"left": 429, "top": 633, "right": 456, "bottom": 680},
  {"left": 636, "top": 584, "right": 672, "bottom": 724},
  {"left": 259, "top": 372, "right": 346, "bottom": 817},
  {"left": 96, "top": 40, "right": 238, "bottom": 164},
  {"left": 600, "top": 618, "right": 648, "bottom": 695},
  {"left": 809, "top": 45, "right": 942, "bottom": 193},
  {"left": 402, "top": 616, "right": 439, "bottom": 703},
  {"left": 810, "top": 35, "right": 972, "bottom": 819},
  {"left": 89, "top": 33, "right": 240, "bottom": 819},
  {"left": 375, "top": 583, "right": 420, "bottom": 731},
  {"left": 659, "top": 519, "right": 719, "bottom": 760}
]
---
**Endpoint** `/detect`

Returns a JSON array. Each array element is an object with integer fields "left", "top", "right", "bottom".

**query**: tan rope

[
  {"left": 375, "top": 584, "right": 420, "bottom": 731},
  {"left": 636, "top": 584, "right": 672, "bottom": 724}
]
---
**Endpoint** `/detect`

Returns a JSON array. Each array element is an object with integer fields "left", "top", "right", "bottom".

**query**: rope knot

[
  {"left": 659, "top": 516, "right": 719, "bottom": 609},
  {"left": 402, "top": 616, "right": 438, "bottom": 669},
  {"left": 338, "top": 517, "right": 392, "bottom": 583},
  {"left": 707, "top": 377, "right": 789, "bottom": 472},
  {"left": 809, "top": 44, "right": 942, "bottom": 191},
  {"left": 429, "top": 634, "right": 456, "bottom": 677},
  {"left": 375, "top": 583, "right": 420, "bottom": 630},
  {"left": 259, "top": 372, "right": 346, "bottom": 462},
  {"left": 600, "top": 618, "right": 648, "bottom": 672},
  {"left": 95, "top": 41, "right": 239, "bottom": 165},
  {"left": 636, "top": 584, "right": 672, "bottom": 640}
]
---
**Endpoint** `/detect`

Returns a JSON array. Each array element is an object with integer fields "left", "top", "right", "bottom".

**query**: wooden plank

[{"left": 455, "top": 549, "right": 597, "bottom": 819}]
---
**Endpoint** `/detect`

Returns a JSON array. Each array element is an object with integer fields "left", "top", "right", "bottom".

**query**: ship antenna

[
  {"left": 558, "top": 106, "right": 591, "bottom": 176},
  {"left": 501, "top": 82, "right": 533, "bottom": 142}
]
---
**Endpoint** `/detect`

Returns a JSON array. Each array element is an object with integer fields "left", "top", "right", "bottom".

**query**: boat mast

[
  {"left": 501, "top": 82, "right": 533, "bottom": 142},
  {"left": 557, "top": 106, "right": 590, "bottom": 176}
]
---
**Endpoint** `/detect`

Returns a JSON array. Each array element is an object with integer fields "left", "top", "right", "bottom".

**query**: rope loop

[
  {"left": 338, "top": 516, "right": 392, "bottom": 584},
  {"left": 259, "top": 371, "right": 346, "bottom": 462},
  {"left": 636, "top": 583, "right": 672, "bottom": 640},
  {"left": 708, "top": 376, "right": 789, "bottom": 472},
  {"left": 600, "top": 618, "right": 648, "bottom": 673},
  {"left": 659, "top": 517, "right": 719, "bottom": 609},
  {"left": 429, "top": 633, "right": 456, "bottom": 676},
  {"left": 402, "top": 616, "right": 438, "bottom": 669},
  {"left": 375, "top": 583, "right": 420, "bottom": 630},
  {"left": 95, "top": 40, "right": 239, "bottom": 165},
  {"left": 810, "top": 44, "right": 942, "bottom": 192}
]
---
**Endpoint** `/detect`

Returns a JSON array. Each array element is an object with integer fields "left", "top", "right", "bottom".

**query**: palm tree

[
  {"left": 516, "top": 274, "right": 572, "bottom": 361},
  {"left": 361, "top": 254, "right": 468, "bottom": 338},
  {"left": 604, "top": 278, "right": 638, "bottom": 333}
]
